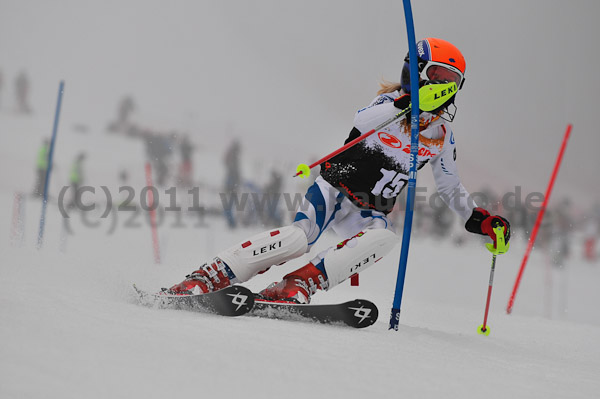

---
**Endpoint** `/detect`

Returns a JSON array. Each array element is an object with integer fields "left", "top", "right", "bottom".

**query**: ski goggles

[{"left": 420, "top": 61, "right": 465, "bottom": 90}]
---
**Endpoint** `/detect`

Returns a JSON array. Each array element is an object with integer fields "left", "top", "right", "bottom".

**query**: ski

[
  {"left": 250, "top": 298, "right": 379, "bottom": 328},
  {"left": 132, "top": 284, "right": 254, "bottom": 317}
]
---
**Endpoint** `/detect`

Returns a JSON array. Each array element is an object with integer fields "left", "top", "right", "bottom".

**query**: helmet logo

[
  {"left": 417, "top": 40, "right": 427, "bottom": 58},
  {"left": 449, "top": 58, "right": 456, "bottom": 63},
  {"left": 378, "top": 132, "right": 402, "bottom": 149}
]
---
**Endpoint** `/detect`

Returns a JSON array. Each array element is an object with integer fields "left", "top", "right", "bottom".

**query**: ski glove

[
  {"left": 393, "top": 94, "right": 411, "bottom": 110},
  {"left": 465, "top": 207, "right": 511, "bottom": 248}
]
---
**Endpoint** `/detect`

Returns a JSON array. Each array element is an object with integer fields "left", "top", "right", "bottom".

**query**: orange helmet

[{"left": 401, "top": 38, "right": 466, "bottom": 94}]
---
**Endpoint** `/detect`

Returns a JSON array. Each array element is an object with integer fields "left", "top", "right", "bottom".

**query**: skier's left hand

[{"left": 465, "top": 207, "right": 511, "bottom": 248}]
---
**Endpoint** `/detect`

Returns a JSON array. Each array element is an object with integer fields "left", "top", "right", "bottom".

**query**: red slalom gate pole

[
  {"left": 506, "top": 124, "right": 572, "bottom": 314},
  {"left": 145, "top": 162, "right": 161, "bottom": 264}
]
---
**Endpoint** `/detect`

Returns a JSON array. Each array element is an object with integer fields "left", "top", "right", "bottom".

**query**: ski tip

[
  {"left": 249, "top": 297, "right": 378, "bottom": 328},
  {"left": 347, "top": 299, "right": 378, "bottom": 328}
]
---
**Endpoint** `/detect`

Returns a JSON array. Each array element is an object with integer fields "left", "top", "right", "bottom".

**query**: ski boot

[
  {"left": 258, "top": 262, "right": 328, "bottom": 304},
  {"left": 166, "top": 258, "right": 234, "bottom": 295}
]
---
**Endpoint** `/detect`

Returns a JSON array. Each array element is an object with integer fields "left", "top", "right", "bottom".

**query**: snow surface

[{"left": 1, "top": 113, "right": 600, "bottom": 399}]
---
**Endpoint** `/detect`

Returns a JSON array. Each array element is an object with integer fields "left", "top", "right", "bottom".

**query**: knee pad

[
  {"left": 312, "top": 229, "right": 398, "bottom": 289},
  {"left": 217, "top": 225, "right": 308, "bottom": 282}
]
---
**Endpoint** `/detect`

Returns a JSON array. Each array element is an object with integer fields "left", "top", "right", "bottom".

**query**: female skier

[{"left": 167, "top": 37, "right": 510, "bottom": 303}]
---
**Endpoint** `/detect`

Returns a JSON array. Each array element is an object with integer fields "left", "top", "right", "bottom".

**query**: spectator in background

[
  {"left": 107, "top": 95, "right": 136, "bottom": 133},
  {"left": 33, "top": 139, "right": 49, "bottom": 197},
  {"left": 15, "top": 70, "right": 32, "bottom": 114},
  {"left": 178, "top": 134, "right": 194, "bottom": 187},
  {"left": 119, "top": 169, "right": 129, "bottom": 186},
  {"left": 155, "top": 134, "right": 173, "bottom": 186},
  {"left": 549, "top": 198, "right": 573, "bottom": 268},
  {"left": 68, "top": 153, "right": 86, "bottom": 208},
  {"left": 144, "top": 132, "right": 172, "bottom": 187},
  {"left": 261, "top": 169, "right": 284, "bottom": 227},
  {"left": 583, "top": 202, "right": 600, "bottom": 263},
  {"left": 223, "top": 139, "right": 241, "bottom": 228},
  {"left": 118, "top": 96, "right": 135, "bottom": 125}
]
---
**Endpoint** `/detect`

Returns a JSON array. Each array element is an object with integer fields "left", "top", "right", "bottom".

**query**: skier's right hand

[{"left": 393, "top": 94, "right": 411, "bottom": 110}]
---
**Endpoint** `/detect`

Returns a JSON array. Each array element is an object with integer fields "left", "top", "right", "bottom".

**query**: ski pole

[
  {"left": 294, "top": 107, "right": 411, "bottom": 178},
  {"left": 477, "top": 225, "right": 509, "bottom": 336},
  {"left": 294, "top": 82, "right": 458, "bottom": 178}
]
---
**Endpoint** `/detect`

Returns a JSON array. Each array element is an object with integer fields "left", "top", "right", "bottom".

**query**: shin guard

[
  {"left": 312, "top": 229, "right": 398, "bottom": 289},
  {"left": 217, "top": 225, "right": 308, "bottom": 282}
]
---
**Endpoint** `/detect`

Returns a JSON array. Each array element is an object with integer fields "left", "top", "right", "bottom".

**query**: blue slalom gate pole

[
  {"left": 389, "top": 0, "right": 420, "bottom": 330},
  {"left": 37, "top": 80, "right": 65, "bottom": 249}
]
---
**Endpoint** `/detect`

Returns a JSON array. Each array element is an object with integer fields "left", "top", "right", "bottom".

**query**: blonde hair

[
  {"left": 377, "top": 78, "right": 407, "bottom": 130},
  {"left": 377, "top": 79, "right": 403, "bottom": 95}
]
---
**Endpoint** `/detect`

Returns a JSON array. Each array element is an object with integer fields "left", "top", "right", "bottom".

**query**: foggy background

[{"left": 1, "top": 0, "right": 598, "bottom": 208}]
